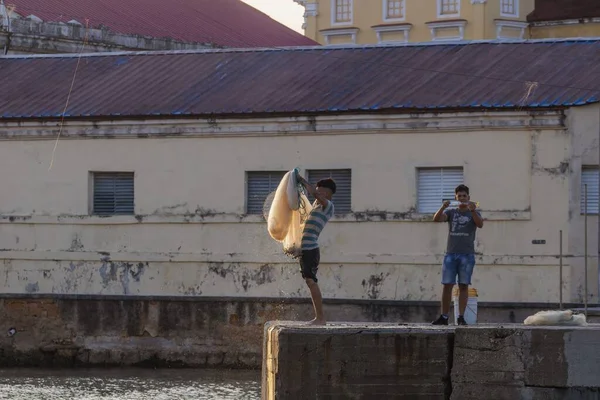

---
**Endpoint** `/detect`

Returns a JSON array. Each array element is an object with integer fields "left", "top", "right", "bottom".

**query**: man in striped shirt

[{"left": 297, "top": 173, "right": 336, "bottom": 325}]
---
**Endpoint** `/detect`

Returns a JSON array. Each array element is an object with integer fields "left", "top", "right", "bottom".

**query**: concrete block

[
  {"left": 524, "top": 327, "right": 600, "bottom": 388},
  {"left": 557, "top": 328, "right": 600, "bottom": 388},
  {"left": 524, "top": 328, "right": 569, "bottom": 388},
  {"left": 520, "top": 387, "right": 600, "bottom": 400},
  {"left": 451, "top": 325, "right": 600, "bottom": 400},
  {"left": 262, "top": 322, "right": 453, "bottom": 400},
  {"left": 451, "top": 384, "right": 524, "bottom": 400},
  {"left": 451, "top": 385, "right": 600, "bottom": 400},
  {"left": 452, "top": 326, "right": 528, "bottom": 386}
]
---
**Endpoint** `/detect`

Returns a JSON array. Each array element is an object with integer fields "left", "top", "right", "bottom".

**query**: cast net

[{"left": 263, "top": 170, "right": 312, "bottom": 258}]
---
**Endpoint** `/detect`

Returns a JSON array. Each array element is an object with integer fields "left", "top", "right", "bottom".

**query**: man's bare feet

[{"left": 307, "top": 318, "right": 326, "bottom": 326}]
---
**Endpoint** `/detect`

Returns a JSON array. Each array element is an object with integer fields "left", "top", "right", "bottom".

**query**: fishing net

[{"left": 263, "top": 170, "right": 312, "bottom": 258}]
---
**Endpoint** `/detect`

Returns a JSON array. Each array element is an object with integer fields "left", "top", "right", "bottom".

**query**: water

[{"left": 0, "top": 368, "right": 261, "bottom": 400}]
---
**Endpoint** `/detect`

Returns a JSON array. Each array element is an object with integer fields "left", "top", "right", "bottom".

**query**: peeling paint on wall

[
  {"left": 99, "top": 262, "right": 147, "bottom": 295},
  {"left": 530, "top": 131, "right": 572, "bottom": 179},
  {"left": 68, "top": 234, "right": 85, "bottom": 252},
  {"left": 25, "top": 282, "right": 39, "bottom": 293},
  {"left": 152, "top": 203, "right": 189, "bottom": 215},
  {"left": 362, "top": 272, "right": 390, "bottom": 300},
  {"left": 208, "top": 263, "right": 276, "bottom": 292},
  {"left": 540, "top": 161, "right": 571, "bottom": 176}
]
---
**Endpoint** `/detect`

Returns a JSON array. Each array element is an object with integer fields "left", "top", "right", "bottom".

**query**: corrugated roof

[
  {"left": 1, "top": 39, "right": 600, "bottom": 120},
  {"left": 4, "top": 0, "right": 317, "bottom": 48},
  {"left": 527, "top": 0, "right": 600, "bottom": 22}
]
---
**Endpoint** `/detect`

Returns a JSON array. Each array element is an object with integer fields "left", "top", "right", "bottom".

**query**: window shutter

[
  {"left": 246, "top": 171, "right": 286, "bottom": 215},
  {"left": 581, "top": 167, "right": 599, "bottom": 214},
  {"left": 93, "top": 172, "right": 134, "bottom": 215},
  {"left": 417, "top": 168, "right": 463, "bottom": 213},
  {"left": 306, "top": 169, "right": 352, "bottom": 214}
]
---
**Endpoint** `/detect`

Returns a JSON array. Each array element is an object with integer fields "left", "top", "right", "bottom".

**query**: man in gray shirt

[{"left": 431, "top": 184, "right": 483, "bottom": 325}]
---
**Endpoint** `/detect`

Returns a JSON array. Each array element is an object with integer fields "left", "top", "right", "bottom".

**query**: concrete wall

[
  {"left": 0, "top": 296, "right": 263, "bottom": 368},
  {"left": 452, "top": 325, "right": 600, "bottom": 399},
  {"left": 529, "top": 20, "right": 600, "bottom": 39},
  {"left": 263, "top": 322, "right": 600, "bottom": 399},
  {"left": 567, "top": 107, "right": 600, "bottom": 304},
  {"left": 2, "top": 294, "right": 593, "bottom": 369},
  {"left": 0, "top": 19, "right": 213, "bottom": 54},
  {"left": 0, "top": 109, "right": 597, "bottom": 303}
]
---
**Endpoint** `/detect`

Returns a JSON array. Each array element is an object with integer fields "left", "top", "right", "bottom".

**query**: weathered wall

[
  {"left": 0, "top": 110, "right": 596, "bottom": 302},
  {"left": 567, "top": 106, "right": 600, "bottom": 304},
  {"left": 0, "top": 296, "right": 270, "bottom": 369},
  {"left": 0, "top": 19, "right": 213, "bottom": 54},
  {"left": 529, "top": 20, "right": 600, "bottom": 39},
  {"left": 263, "top": 322, "right": 600, "bottom": 400},
  {"left": 263, "top": 324, "right": 453, "bottom": 399},
  {"left": 2, "top": 295, "right": 588, "bottom": 369},
  {"left": 452, "top": 326, "right": 600, "bottom": 399}
]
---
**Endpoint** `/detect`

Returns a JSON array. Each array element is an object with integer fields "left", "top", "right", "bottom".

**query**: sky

[{"left": 242, "top": 0, "right": 305, "bottom": 33}]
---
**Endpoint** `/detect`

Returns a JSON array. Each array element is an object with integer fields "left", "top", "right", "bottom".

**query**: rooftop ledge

[
  {"left": 264, "top": 320, "right": 600, "bottom": 331},
  {"left": 0, "top": 210, "right": 531, "bottom": 225}
]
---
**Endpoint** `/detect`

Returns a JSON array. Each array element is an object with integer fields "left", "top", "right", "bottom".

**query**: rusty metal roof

[
  {"left": 527, "top": 0, "right": 600, "bottom": 22},
  {"left": 5, "top": 0, "right": 317, "bottom": 48},
  {"left": 1, "top": 39, "right": 600, "bottom": 120}
]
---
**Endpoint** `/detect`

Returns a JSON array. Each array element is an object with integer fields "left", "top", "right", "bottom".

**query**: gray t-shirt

[{"left": 444, "top": 208, "right": 481, "bottom": 254}]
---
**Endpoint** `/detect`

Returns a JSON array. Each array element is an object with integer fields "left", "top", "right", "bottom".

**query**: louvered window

[
  {"left": 417, "top": 167, "right": 464, "bottom": 213},
  {"left": 246, "top": 171, "right": 286, "bottom": 215},
  {"left": 306, "top": 169, "right": 351, "bottom": 214},
  {"left": 581, "top": 167, "right": 599, "bottom": 214},
  {"left": 92, "top": 172, "right": 134, "bottom": 215}
]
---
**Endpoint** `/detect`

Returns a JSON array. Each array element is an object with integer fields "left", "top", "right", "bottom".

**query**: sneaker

[
  {"left": 457, "top": 316, "right": 467, "bottom": 326},
  {"left": 431, "top": 315, "right": 449, "bottom": 325}
]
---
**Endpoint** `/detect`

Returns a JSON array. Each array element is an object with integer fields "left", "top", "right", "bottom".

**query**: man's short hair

[
  {"left": 455, "top": 184, "right": 469, "bottom": 195},
  {"left": 317, "top": 178, "right": 336, "bottom": 194}
]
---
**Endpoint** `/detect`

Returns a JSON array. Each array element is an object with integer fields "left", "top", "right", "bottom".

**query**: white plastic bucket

[{"left": 452, "top": 287, "right": 478, "bottom": 325}]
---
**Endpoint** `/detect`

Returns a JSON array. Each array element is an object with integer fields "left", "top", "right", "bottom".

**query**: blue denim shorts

[{"left": 442, "top": 253, "right": 475, "bottom": 285}]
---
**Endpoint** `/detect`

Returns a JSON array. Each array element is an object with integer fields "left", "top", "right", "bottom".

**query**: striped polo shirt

[{"left": 301, "top": 200, "right": 335, "bottom": 250}]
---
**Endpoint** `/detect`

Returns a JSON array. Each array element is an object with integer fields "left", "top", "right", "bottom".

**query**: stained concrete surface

[
  {"left": 2, "top": 294, "right": 599, "bottom": 375},
  {"left": 262, "top": 322, "right": 600, "bottom": 400}
]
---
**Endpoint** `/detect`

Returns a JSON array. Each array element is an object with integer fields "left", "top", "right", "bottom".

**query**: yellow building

[
  {"left": 294, "top": 0, "right": 534, "bottom": 45},
  {"left": 294, "top": 0, "right": 600, "bottom": 45}
]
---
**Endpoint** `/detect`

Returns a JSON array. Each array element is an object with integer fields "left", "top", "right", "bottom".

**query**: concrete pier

[{"left": 262, "top": 322, "right": 600, "bottom": 400}]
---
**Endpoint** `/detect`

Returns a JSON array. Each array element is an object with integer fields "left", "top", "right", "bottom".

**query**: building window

[
  {"left": 500, "top": 0, "right": 518, "bottom": 17},
  {"left": 384, "top": 0, "right": 405, "bottom": 21},
  {"left": 581, "top": 167, "right": 599, "bottom": 214},
  {"left": 437, "top": 0, "right": 460, "bottom": 17},
  {"left": 417, "top": 167, "right": 464, "bottom": 213},
  {"left": 246, "top": 171, "right": 286, "bottom": 215},
  {"left": 306, "top": 169, "right": 352, "bottom": 214},
  {"left": 332, "top": 0, "right": 353, "bottom": 25},
  {"left": 92, "top": 172, "right": 134, "bottom": 216}
]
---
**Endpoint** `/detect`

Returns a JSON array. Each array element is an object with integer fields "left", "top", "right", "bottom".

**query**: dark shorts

[{"left": 299, "top": 248, "right": 320, "bottom": 283}]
